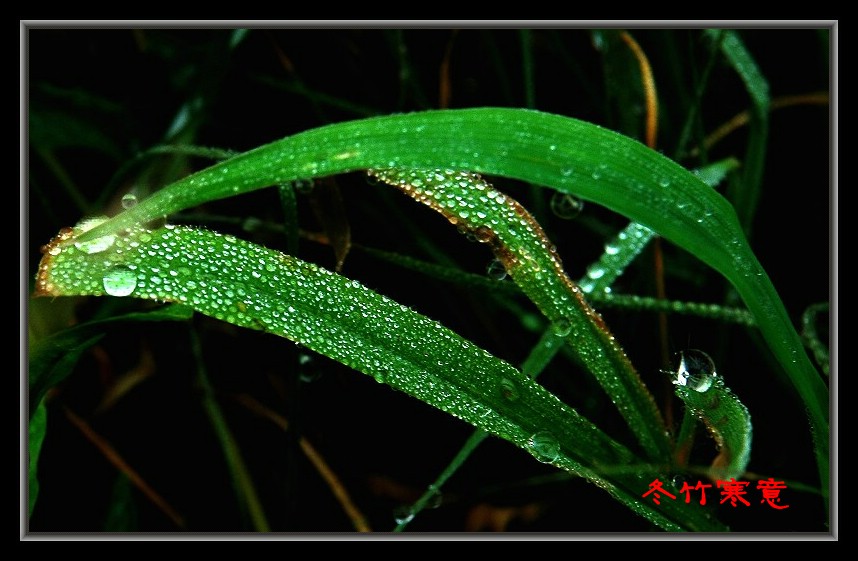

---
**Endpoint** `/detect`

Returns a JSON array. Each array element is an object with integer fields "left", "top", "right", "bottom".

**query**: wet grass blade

[
  {"left": 28, "top": 400, "right": 48, "bottom": 519},
  {"left": 64, "top": 106, "right": 827, "bottom": 504},
  {"left": 35, "top": 219, "right": 725, "bottom": 531},
  {"left": 671, "top": 350, "right": 752, "bottom": 479},
  {"left": 707, "top": 30, "right": 770, "bottom": 235}
]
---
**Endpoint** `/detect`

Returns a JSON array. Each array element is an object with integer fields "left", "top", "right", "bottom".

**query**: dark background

[{"left": 25, "top": 27, "right": 832, "bottom": 533}]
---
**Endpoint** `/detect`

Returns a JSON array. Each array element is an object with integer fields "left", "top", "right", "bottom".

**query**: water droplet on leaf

[
  {"left": 486, "top": 259, "right": 507, "bottom": 280},
  {"left": 74, "top": 233, "right": 117, "bottom": 255},
  {"left": 426, "top": 485, "right": 443, "bottom": 509},
  {"left": 527, "top": 431, "right": 561, "bottom": 463},
  {"left": 673, "top": 349, "right": 717, "bottom": 393},
  {"left": 551, "top": 318, "right": 572, "bottom": 337},
  {"left": 393, "top": 505, "right": 415, "bottom": 525},
  {"left": 121, "top": 193, "right": 138, "bottom": 209},
  {"left": 585, "top": 264, "right": 605, "bottom": 280},
  {"left": 499, "top": 378, "right": 520, "bottom": 401},
  {"left": 550, "top": 192, "right": 584, "bottom": 220},
  {"left": 103, "top": 266, "right": 137, "bottom": 297}
]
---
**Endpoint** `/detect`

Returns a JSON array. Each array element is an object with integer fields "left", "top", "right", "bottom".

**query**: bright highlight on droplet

[{"left": 393, "top": 506, "right": 415, "bottom": 525}]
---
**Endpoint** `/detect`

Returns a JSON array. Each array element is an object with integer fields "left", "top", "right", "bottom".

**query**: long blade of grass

[
  {"left": 65, "top": 106, "right": 828, "bottom": 500},
  {"left": 189, "top": 327, "right": 270, "bottom": 532},
  {"left": 707, "top": 30, "right": 770, "bottom": 235},
  {"left": 27, "top": 400, "right": 48, "bottom": 519},
  {"left": 35, "top": 219, "right": 725, "bottom": 531}
]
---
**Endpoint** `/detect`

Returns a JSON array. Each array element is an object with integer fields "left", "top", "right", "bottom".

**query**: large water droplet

[
  {"left": 551, "top": 318, "right": 572, "bottom": 337},
  {"left": 426, "top": 485, "right": 443, "bottom": 509},
  {"left": 486, "top": 259, "right": 507, "bottom": 280},
  {"left": 103, "top": 266, "right": 138, "bottom": 297},
  {"left": 673, "top": 349, "right": 717, "bottom": 392},
  {"left": 121, "top": 193, "right": 138, "bottom": 209},
  {"left": 393, "top": 505, "right": 415, "bottom": 525},
  {"left": 527, "top": 431, "right": 561, "bottom": 464},
  {"left": 550, "top": 192, "right": 584, "bottom": 220},
  {"left": 499, "top": 378, "right": 520, "bottom": 401},
  {"left": 74, "top": 229, "right": 116, "bottom": 255},
  {"left": 374, "top": 369, "right": 388, "bottom": 384}
]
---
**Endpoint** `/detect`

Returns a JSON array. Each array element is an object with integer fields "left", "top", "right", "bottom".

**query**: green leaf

[
  {"left": 36, "top": 219, "right": 726, "bottom": 531},
  {"left": 708, "top": 30, "right": 770, "bottom": 234},
  {"left": 59, "top": 106, "right": 826, "bottom": 521},
  {"left": 28, "top": 400, "right": 48, "bottom": 519}
]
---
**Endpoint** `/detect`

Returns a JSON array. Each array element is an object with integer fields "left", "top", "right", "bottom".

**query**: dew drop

[
  {"left": 121, "top": 193, "right": 138, "bottom": 209},
  {"left": 426, "top": 485, "right": 443, "bottom": 509},
  {"left": 550, "top": 192, "right": 584, "bottom": 220},
  {"left": 527, "top": 431, "right": 561, "bottom": 464},
  {"left": 658, "top": 177, "right": 671, "bottom": 188},
  {"left": 74, "top": 233, "right": 117, "bottom": 255},
  {"left": 102, "top": 266, "right": 138, "bottom": 297},
  {"left": 298, "top": 352, "right": 322, "bottom": 383},
  {"left": 499, "top": 378, "right": 520, "bottom": 401},
  {"left": 673, "top": 349, "right": 717, "bottom": 393},
  {"left": 486, "top": 259, "right": 507, "bottom": 280},
  {"left": 393, "top": 505, "right": 415, "bottom": 525},
  {"left": 671, "top": 473, "right": 690, "bottom": 491},
  {"left": 551, "top": 317, "right": 572, "bottom": 337},
  {"left": 473, "top": 226, "right": 493, "bottom": 244},
  {"left": 586, "top": 264, "right": 606, "bottom": 280},
  {"left": 604, "top": 242, "right": 620, "bottom": 255}
]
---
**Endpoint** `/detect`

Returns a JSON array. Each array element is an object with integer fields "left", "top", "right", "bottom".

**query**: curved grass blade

[
  {"left": 28, "top": 400, "right": 48, "bottom": 519},
  {"left": 35, "top": 219, "right": 726, "bottom": 531},
  {"left": 189, "top": 327, "right": 270, "bottom": 532},
  {"left": 671, "top": 350, "right": 752, "bottom": 480},
  {"left": 368, "top": 168, "right": 671, "bottom": 463},
  {"left": 67, "top": 107, "right": 828, "bottom": 495},
  {"left": 707, "top": 30, "right": 770, "bottom": 234}
]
